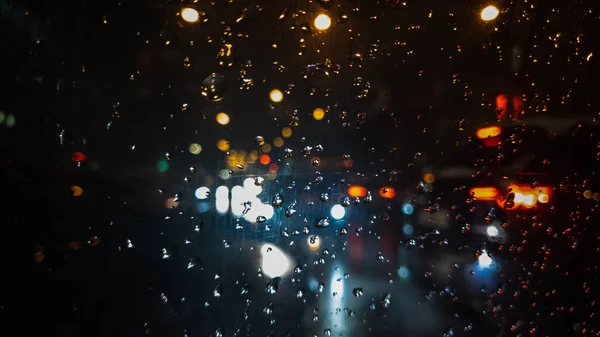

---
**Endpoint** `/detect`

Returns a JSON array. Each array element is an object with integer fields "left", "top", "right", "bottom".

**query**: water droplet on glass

[
  {"left": 285, "top": 202, "right": 297, "bottom": 217},
  {"left": 272, "top": 194, "right": 284, "bottom": 208},
  {"left": 320, "top": 193, "right": 329, "bottom": 202},
  {"left": 341, "top": 196, "right": 351, "bottom": 207},
  {"left": 266, "top": 277, "right": 281, "bottom": 294},
  {"left": 256, "top": 215, "right": 267, "bottom": 223},
  {"left": 201, "top": 73, "right": 226, "bottom": 102},
  {"left": 317, "top": 282, "right": 324, "bottom": 293},
  {"left": 315, "top": 217, "right": 330, "bottom": 229},
  {"left": 296, "top": 287, "right": 305, "bottom": 298},
  {"left": 213, "top": 284, "right": 223, "bottom": 297},
  {"left": 381, "top": 293, "right": 392, "bottom": 308},
  {"left": 352, "top": 288, "right": 363, "bottom": 297}
]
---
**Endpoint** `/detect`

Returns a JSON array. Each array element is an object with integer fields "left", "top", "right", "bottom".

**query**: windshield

[{"left": 4, "top": 0, "right": 599, "bottom": 336}]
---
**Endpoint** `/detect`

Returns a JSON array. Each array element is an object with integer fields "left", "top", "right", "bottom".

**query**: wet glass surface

[{"left": 3, "top": 0, "right": 600, "bottom": 336}]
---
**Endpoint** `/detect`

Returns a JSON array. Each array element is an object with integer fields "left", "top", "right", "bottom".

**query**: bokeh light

[
  {"left": 312, "top": 108, "right": 325, "bottom": 121},
  {"left": 269, "top": 89, "right": 283, "bottom": 103},
  {"left": 481, "top": 5, "right": 499, "bottom": 21},
  {"left": 281, "top": 127, "right": 292, "bottom": 138},
  {"left": 260, "top": 244, "right": 291, "bottom": 278},
  {"left": 216, "top": 112, "right": 230, "bottom": 125},
  {"left": 330, "top": 204, "right": 345, "bottom": 220},
  {"left": 189, "top": 143, "right": 202, "bottom": 155},
  {"left": 217, "top": 139, "right": 230, "bottom": 152},
  {"left": 181, "top": 7, "right": 200, "bottom": 23},
  {"left": 259, "top": 154, "right": 271, "bottom": 165},
  {"left": 71, "top": 185, "right": 83, "bottom": 197},
  {"left": 273, "top": 137, "right": 284, "bottom": 147},
  {"left": 314, "top": 14, "right": 332, "bottom": 31},
  {"left": 195, "top": 187, "right": 210, "bottom": 199}
]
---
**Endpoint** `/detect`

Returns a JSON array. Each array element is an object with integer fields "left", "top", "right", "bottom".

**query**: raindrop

[
  {"left": 381, "top": 293, "right": 392, "bottom": 308},
  {"left": 285, "top": 202, "right": 297, "bottom": 217},
  {"left": 201, "top": 73, "right": 226, "bottom": 102},
  {"left": 213, "top": 284, "right": 223, "bottom": 298},
  {"left": 352, "top": 288, "right": 363, "bottom": 297},
  {"left": 266, "top": 277, "right": 281, "bottom": 294},
  {"left": 256, "top": 215, "right": 267, "bottom": 223},
  {"left": 272, "top": 194, "right": 284, "bottom": 208},
  {"left": 315, "top": 217, "right": 330, "bottom": 229},
  {"left": 296, "top": 287, "right": 305, "bottom": 298}
]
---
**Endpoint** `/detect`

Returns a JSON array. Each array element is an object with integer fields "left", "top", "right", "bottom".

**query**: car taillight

[
  {"left": 476, "top": 126, "right": 502, "bottom": 139},
  {"left": 469, "top": 186, "right": 500, "bottom": 201},
  {"left": 499, "top": 184, "right": 552, "bottom": 209}
]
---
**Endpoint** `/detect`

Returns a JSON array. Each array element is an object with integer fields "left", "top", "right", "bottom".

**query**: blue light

[
  {"left": 402, "top": 224, "right": 414, "bottom": 236},
  {"left": 402, "top": 203, "right": 414, "bottom": 215}
]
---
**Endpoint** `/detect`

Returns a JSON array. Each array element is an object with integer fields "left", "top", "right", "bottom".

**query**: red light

[
  {"left": 72, "top": 152, "right": 87, "bottom": 162},
  {"left": 259, "top": 154, "right": 271, "bottom": 165},
  {"left": 512, "top": 96, "right": 524, "bottom": 116},
  {"left": 269, "top": 163, "right": 279, "bottom": 173},
  {"left": 495, "top": 94, "right": 508, "bottom": 119},
  {"left": 347, "top": 185, "right": 367, "bottom": 197},
  {"left": 379, "top": 186, "right": 396, "bottom": 199}
]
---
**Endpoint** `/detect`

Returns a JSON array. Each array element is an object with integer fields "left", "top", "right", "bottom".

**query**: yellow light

[
  {"left": 281, "top": 127, "right": 292, "bottom": 138},
  {"left": 481, "top": 5, "right": 499, "bottom": 22},
  {"left": 189, "top": 143, "right": 202, "bottom": 155},
  {"left": 269, "top": 89, "right": 283, "bottom": 103},
  {"left": 314, "top": 14, "right": 331, "bottom": 31},
  {"left": 308, "top": 235, "right": 321, "bottom": 251},
  {"left": 217, "top": 139, "right": 230, "bottom": 152},
  {"left": 181, "top": 7, "right": 200, "bottom": 23},
  {"left": 312, "top": 108, "right": 325, "bottom": 121},
  {"left": 216, "top": 112, "right": 230, "bottom": 125},
  {"left": 273, "top": 137, "right": 284, "bottom": 147},
  {"left": 476, "top": 126, "right": 502, "bottom": 139},
  {"left": 584, "top": 190, "right": 592, "bottom": 199}
]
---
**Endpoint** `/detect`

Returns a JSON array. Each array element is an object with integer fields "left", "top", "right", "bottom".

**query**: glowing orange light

[
  {"left": 476, "top": 126, "right": 502, "bottom": 139},
  {"left": 71, "top": 185, "right": 83, "bottom": 197},
  {"left": 347, "top": 185, "right": 367, "bottom": 198},
  {"left": 469, "top": 186, "right": 499, "bottom": 200},
  {"left": 499, "top": 184, "right": 552, "bottom": 209},
  {"left": 379, "top": 186, "right": 396, "bottom": 199},
  {"left": 281, "top": 127, "right": 292, "bottom": 138},
  {"left": 259, "top": 154, "right": 271, "bottom": 165},
  {"left": 216, "top": 112, "right": 230, "bottom": 125},
  {"left": 423, "top": 173, "right": 435, "bottom": 184},
  {"left": 495, "top": 94, "right": 508, "bottom": 119},
  {"left": 72, "top": 152, "right": 86, "bottom": 162}
]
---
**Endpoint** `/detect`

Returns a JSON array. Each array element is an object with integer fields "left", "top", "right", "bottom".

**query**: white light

[
  {"left": 260, "top": 244, "right": 291, "bottom": 278},
  {"left": 478, "top": 251, "right": 493, "bottom": 268},
  {"left": 195, "top": 187, "right": 210, "bottom": 200},
  {"left": 330, "top": 204, "right": 345, "bottom": 220},
  {"left": 216, "top": 185, "right": 229, "bottom": 197},
  {"left": 216, "top": 186, "right": 229, "bottom": 214},
  {"left": 243, "top": 177, "right": 262, "bottom": 195},
  {"left": 231, "top": 185, "right": 245, "bottom": 216},
  {"left": 486, "top": 225, "right": 499, "bottom": 237}
]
